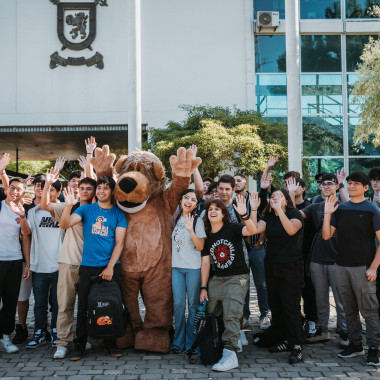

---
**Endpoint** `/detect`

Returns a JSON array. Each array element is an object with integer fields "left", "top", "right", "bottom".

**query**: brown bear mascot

[{"left": 91, "top": 146, "right": 201, "bottom": 353}]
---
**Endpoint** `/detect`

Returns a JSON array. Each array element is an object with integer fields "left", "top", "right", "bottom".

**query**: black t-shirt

[
  {"left": 201, "top": 223, "right": 249, "bottom": 277},
  {"left": 0, "top": 187, "right": 5, "bottom": 202},
  {"left": 302, "top": 201, "right": 338, "bottom": 265},
  {"left": 262, "top": 208, "right": 304, "bottom": 263},
  {"left": 331, "top": 200, "right": 380, "bottom": 267},
  {"left": 296, "top": 198, "right": 317, "bottom": 259}
]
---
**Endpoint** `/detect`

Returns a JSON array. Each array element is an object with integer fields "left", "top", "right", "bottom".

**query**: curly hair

[{"left": 203, "top": 199, "right": 232, "bottom": 235}]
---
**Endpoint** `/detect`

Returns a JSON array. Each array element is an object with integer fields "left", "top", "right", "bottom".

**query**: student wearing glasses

[
  {"left": 170, "top": 189, "right": 206, "bottom": 354},
  {"left": 311, "top": 170, "right": 349, "bottom": 204}
]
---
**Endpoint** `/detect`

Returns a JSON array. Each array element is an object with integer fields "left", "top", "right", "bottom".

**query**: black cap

[{"left": 321, "top": 173, "right": 338, "bottom": 184}]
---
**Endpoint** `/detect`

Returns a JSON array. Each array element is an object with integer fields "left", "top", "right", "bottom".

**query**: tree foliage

[{"left": 148, "top": 105, "right": 288, "bottom": 181}]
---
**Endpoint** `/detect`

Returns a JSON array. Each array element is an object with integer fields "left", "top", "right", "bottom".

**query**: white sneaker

[
  {"left": 212, "top": 348, "right": 238, "bottom": 371},
  {"left": 260, "top": 316, "right": 271, "bottom": 330},
  {"left": 0, "top": 335, "right": 19, "bottom": 353},
  {"left": 85, "top": 342, "right": 92, "bottom": 351},
  {"left": 237, "top": 339, "right": 243, "bottom": 353},
  {"left": 54, "top": 346, "right": 67, "bottom": 359},
  {"left": 307, "top": 321, "right": 317, "bottom": 336},
  {"left": 239, "top": 330, "right": 248, "bottom": 346}
]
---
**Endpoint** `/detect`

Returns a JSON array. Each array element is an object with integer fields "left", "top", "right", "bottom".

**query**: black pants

[
  {"left": 0, "top": 260, "right": 23, "bottom": 337},
  {"left": 302, "top": 273, "right": 318, "bottom": 323},
  {"left": 265, "top": 259, "right": 305, "bottom": 346},
  {"left": 74, "top": 264, "right": 121, "bottom": 346}
]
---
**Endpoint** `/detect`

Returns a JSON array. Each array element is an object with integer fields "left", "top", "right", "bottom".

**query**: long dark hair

[
  {"left": 263, "top": 189, "right": 295, "bottom": 215},
  {"left": 174, "top": 189, "right": 201, "bottom": 226},
  {"left": 203, "top": 199, "right": 232, "bottom": 235}
]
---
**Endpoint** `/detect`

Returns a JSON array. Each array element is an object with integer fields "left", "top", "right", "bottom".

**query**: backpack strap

[
  {"left": 192, "top": 214, "right": 199, "bottom": 234},
  {"left": 188, "top": 317, "right": 206, "bottom": 364}
]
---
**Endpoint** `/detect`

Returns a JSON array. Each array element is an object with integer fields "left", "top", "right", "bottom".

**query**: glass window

[
  {"left": 300, "top": 0, "right": 341, "bottom": 19},
  {"left": 349, "top": 158, "right": 380, "bottom": 174},
  {"left": 255, "top": 36, "right": 286, "bottom": 73},
  {"left": 346, "top": 35, "right": 378, "bottom": 71},
  {"left": 346, "top": 0, "right": 380, "bottom": 18},
  {"left": 302, "top": 74, "right": 342, "bottom": 114},
  {"left": 349, "top": 116, "right": 380, "bottom": 156},
  {"left": 301, "top": 35, "right": 341, "bottom": 72},
  {"left": 255, "top": 74, "right": 287, "bottom": 115},
  {"left": 303, "top": 115, "right": 343, "bottom": 156},
  {"left": 347, "top": 74, "right": 365, "bottom": 114},
  {"left": 254, "top": 0, "right": 285, "bottom": 19}
]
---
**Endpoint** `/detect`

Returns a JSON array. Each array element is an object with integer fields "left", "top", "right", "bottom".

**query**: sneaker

[
  {"left": 26, "top": 330, "right": 46, "bottom": 349},
  {"left": 260, "top": 316, "right": 271, "bottom": 330},
  {"left": 103, "top": 341, "right": 122, "bottom": 358},
  {"left": 242, "top": 317, "right": 249, "bottom": 329},
  {"left": 0, "top": 335, "right": 19, "bottom": 353},
  {"left": 306, "top": 321, "right": 317, "bottom": 337},
  {"left": 269, "top": 340, "right": 290, "bottom": 353},
  {"left": 70, "top": 343, "right": 85, "bottom": 361},
  {"left": 237, "top": 339, "right": 243, "bottom": 353},
  {"left": 12, "top": 324, "right": 28, "bottom": 344},
  {"left": 54, "top": 346, "right": 67, "bottom": 359},
  {"left": 367, "top": 347, "right": 380, "bottom": 366},
  {"left": 338, "top": 343, "right": 365, "bottom": 358},
  {"left": 85, "top": 341, "right": 92, "bottom": 351},
  {"left": 288, "top": 345, "right": 303, "bottom": 364},
  {"left": 169, "top": 347, "right": 182, "bottom": 354},
  {"left": 212, "top": 348, "right": 238, "bottom": 372},
  {"left": 306, "top": 328, "right": 330, "bottom": 344},
  {"left": 339, "top": 331, "right": 349, "bottom": 348},
  {"left": 51, "top": 328, "right": 59, "bottom": 348},
  {"left": 239, "top": 330, "right": 248, "bottom": 346}
]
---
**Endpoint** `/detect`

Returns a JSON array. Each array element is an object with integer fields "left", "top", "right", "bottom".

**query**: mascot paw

[
  {"left": 169, "top": 147, "right": 202, "bottom": 178},
  {"left": 89, "top": 145, "right": 116, "bottom": 177},
  {"left": 116, "top": 326, "right": 134, "bottom": 349},
  {"left": 134, "top": 329, "right": 170, "bottom": 353}
]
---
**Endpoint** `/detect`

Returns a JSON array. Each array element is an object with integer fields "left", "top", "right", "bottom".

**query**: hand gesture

[
  {"left": 54, "top": 157, "right": 66, "bottom": 171},
  {"left": 22, "top": 194, "right": 33, "bottom": 205},
  {"left": 85, "top": 136, "right": 97, "bottom": 155},
  {"left": 366, "top": 268, "right": 377, "bottom": 282},
  {"left": 89, "top": 145, "right": 116, "bottom": 177},
  {"left": 25, "top": 171, "right": 34, "bottom": 186},
  {"left": 285, "top": 177, "right": 299, "bottom": 193},
  {"left": 170, "top": 147, "right": 202, "bottom": 177},
  {"left": 189, "top": 144, "right": 197, "bottom": 159},
  {"left": 10, "top": 202, "right": 26, "bottom": 218},
  {"left": 324, "top": 195, "right": 339, "bottom": 215},
  {"left": 45, "top": 167, "right": 60, "bottom": 185},
  {"left": 267, "top": 155, "right": 279, "bottom": 168},
  {"left": 0, "top": 153, "right": 10, "bottom": 172},
  {"left": 233, "top": 194, "right": 247, "bottom": 216},
  {"left": 100, "top": 266, "right": 113, "bottom": 281},
  {"left": 270, "top": 197, "right": 282, "bottom": 212},
  {"left": 62, "top": 187, "right": 79, "bottom": 207},
  {"left": 183, "top": 214, "right": 195, "bottom": 232},
  {"left": 336, "top": 168, "right": 346, "bottom": 185},
  {"left": 260, "top": 173, "right": 272, "bottom": 190},
  {"left": 249, "top": 192, "right": 261, "bottom": 211},
  {"left": 78, "top": 155, "right": 87, "bottom": 169}
]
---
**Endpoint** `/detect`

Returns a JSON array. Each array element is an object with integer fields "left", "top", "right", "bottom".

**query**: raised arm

[
  {"left": 189, "top": 145, "right": 204, "bottom": 196},
  {"left": 270, "top": 199, "right": 302, "bottom": 236},
  {"left": 59, "top": 187, "right": 81, "bottom": 229},
  {"left": 0, "top": 153, "right": 10, "bottom": 191},
  {"left": 322, "top": 195, "right": 338, "bottom": 240},
  {"left": 246, "top": 192, "right": 267, "bottom": 235},
  {"left": 183, "top": 215, "right": 205, "bottom": 251},
  {"left": 336, "top": 169, "right": 349, "bottom": 203},
  {"left": 285, "top": 177, "right": 299, "bottom": 207},
  {"left": 41, "top": 167, "right": 60, "bottom": 216}
]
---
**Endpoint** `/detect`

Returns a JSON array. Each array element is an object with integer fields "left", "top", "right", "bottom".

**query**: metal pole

[
  {"left": 128, "top": 0, "right": 142, "bottom": 153},
  {"left": 16, "top": 148, "right": 19, "bottom": 174},
  {"left": 285, "top": 0, "right": 302, "bottom": 174}
]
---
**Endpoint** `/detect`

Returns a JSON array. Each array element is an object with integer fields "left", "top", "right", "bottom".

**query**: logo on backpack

[
  {"left": 97, "top": 301, "right": 110, "bottom": 308},
  {"left": 97, "top": 316, "right": 113, "bottom": 326}
]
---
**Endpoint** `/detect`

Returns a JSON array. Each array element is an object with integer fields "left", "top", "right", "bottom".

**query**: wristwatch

[{"left": 338, "top": 183, "right": 344, "bottom": 189}]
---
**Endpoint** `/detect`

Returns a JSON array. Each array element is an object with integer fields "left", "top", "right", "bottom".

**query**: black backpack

[
  {"left": 87, "top": 278, "right": 126, "bottom": 339},
  {"left": 188, "top": 314, "right": 224, "bottom": 365}
]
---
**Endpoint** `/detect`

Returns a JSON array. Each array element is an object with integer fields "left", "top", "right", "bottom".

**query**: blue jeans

[
  {"left": 32, "top": 271, "right": 58, "bottom": 332},
  {"left": 244, "top": 246, "right": 270, "bottom": 319},
  {"left": 171, "top": 268, "right": 201, "bottom": 351}
]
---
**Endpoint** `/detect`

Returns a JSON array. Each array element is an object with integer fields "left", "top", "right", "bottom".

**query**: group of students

[{"left": 0, "top": 144, "right": 380, "bottom": 372}]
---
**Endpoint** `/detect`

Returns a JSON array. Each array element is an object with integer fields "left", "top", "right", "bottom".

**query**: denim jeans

[
  {"left": 244, "top": 246, "right": 270, "bottom": 319},
  {"left": 171, "top": 268, "right": 201, "bottom": 351},
  {"left": 32, "top": 271, "right": 58, "bottom": 332}
]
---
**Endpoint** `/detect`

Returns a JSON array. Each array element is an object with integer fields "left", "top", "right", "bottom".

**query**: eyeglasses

[
  {"left": 183, "top": 194, "right": 197, "bottom": 203},
  {"left": 9, "top": 185, "right": 24, "bottom": 193},
  {"left": 320, "top": 182, "right": 335, "bottom": 188}
]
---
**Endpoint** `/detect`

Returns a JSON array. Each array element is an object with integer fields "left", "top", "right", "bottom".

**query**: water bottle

[{"left": 193, "top": 300, "right": 207, "bottom": 335}]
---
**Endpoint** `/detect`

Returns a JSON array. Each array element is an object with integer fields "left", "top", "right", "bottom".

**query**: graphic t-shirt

[
  {"left": 262, "top": 208, "right": 304, "bottom": 263},
  {"left": 0, "top": 200, "right": 23, "bottom": 260},
  {"left": 201, "top": 223, "right": 249, "bottom": 277},
  {"left": 172, "top": 216, "right": 207, "bottom": 269},
  {"left": 331, "top": 200, "right": 380, "bottom": 267},
  {"left": 75, "top": 203, "right": 127, "bottom": 267}
]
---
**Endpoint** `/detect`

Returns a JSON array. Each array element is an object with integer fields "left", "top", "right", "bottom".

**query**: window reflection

[
  {"left": 347, "top": 74, "right": 365, "bottom": 114},
  {"left": 346, "top": 35, "right": 378, "bottom": 71},
  {"left": 255, "top": 75, "right": 287, "bottom": 115},
  {"left": 255, "top": 36, "right": 286, "bottom": 73},
  {"left": 300, "top": 0, "right": 341, "bottom": 19},
  {"left": 349, "top": 117, "right": 380, "bottom": 156},
  {"left": 254, "top": 0, "right": 285, "bottom": 19},
  {"left": 346, "top": 0, "right": 380, "bottom": 18}
]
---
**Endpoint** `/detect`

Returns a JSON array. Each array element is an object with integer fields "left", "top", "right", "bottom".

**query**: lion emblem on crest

[{"left": 66, "top": 12, "right": 88, "bottom": 40}]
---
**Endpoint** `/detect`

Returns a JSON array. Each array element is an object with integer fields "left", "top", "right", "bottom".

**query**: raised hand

[
  {"left": 170, "top": 147, "right": 202, "bottom": 177},
  {"left": 78, "top": 155, "right": 87, "bottom": 169},
  {"left": 233, "top": 194, "right": 247, "bottom": 216},
  {"left": 270, "top": 197, "right": 282, "bottom": 212},
  {"left": 10, "top": 201, "right": 26, "bottom": 218},
  {"left": 22, "top": 195, "right": 33, "bottom": 205},
  {"left": 45, "top": 167, "right": 60, "bottom": 185},
  {"left": 25, "top": 171, "right": 34, "bottom": 186},
  {"left": 89, "top": 145, "right": 116, "bottom": 177},
  {"left": 249, "top": 192, "right": 261, "bottom": 211},
  {"left": 63, "top": 187, "right": 79, "bottom": 206},
  {"left": 85, "top": 136, "right": 97, "bottom": 155},
  {"left": 183, "top": 214, "right": 195, "bottom": 231},
  {"left": 54, "top": 157, "right": 66, "bottom": 171},
  {"left": 336, "top": 168, "right": 346, "bottom": 185},
  {"left": 267, "top": 155, "right": 279, "bottom": 168},
  {"left": 189, "top": 144, "right": 197, "bottom": 159},
  {"left": 260, "top": 173, "right": 272, "bottom": 190},
  {"left": 285, "top": 177, "right": 299, "bottom": 193},
  {"left": 0, "top": 153, "right": 10, "bottom": 172},
  {"left": 324, "top": 195, "right": 339, "bottom": 215}
]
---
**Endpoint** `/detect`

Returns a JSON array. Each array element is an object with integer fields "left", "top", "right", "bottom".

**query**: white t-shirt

[
  {"left": 0, "top": 200, "right": 23, "bottom": 261},
  {"left": 29, "top": 208, "right": 63, "bottom": 273}
]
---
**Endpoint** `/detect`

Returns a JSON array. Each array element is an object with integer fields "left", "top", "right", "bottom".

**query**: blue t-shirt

[{"left": 74, "top": 203, "right": 127, "bottom": 267}]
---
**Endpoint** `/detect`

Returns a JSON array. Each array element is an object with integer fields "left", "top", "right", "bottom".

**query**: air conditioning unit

[{"left": 257, "top": 11, "right": 280, "bottom": 30}]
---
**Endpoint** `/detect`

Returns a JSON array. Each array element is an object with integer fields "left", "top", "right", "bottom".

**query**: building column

[
  {"left": 128, "top": 0, "right": 142, "bottom": 153},
  {"left": 285, "top": 0, "right": 302, "bottom": 173}
]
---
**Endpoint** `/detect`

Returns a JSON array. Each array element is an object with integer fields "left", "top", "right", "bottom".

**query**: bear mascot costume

[{"left": 91, "top": 145, "right": 201, "bottom": 353}]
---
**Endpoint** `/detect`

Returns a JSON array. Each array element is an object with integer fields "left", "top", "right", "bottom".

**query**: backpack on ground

[
  {"left": 87, "top": 277, "right": 126, "bottom": 339},
  {"left": 188, "top": 311, "right": 224, "bottom": 365}
]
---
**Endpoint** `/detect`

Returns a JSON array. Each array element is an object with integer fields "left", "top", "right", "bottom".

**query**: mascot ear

[
  {"left": 115, "top": 156, "right": 128, "bottom": 174},
  {"left": 153, "top": 162, "right": 165, "bottom": 180}
]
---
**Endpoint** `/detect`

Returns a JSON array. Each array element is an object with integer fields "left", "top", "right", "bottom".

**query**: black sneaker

[
  {"left": 338, "top": 343, "right": 365, "bottom": 358},
  {"left": 288, "top": 345, "right": 303, "bottom": 364},
  {"left": 269, "top": 340, "right": 290, "bottom": 353},
  {"left": 70, "top": 343, "right": 85, "bottom": 361},
  {"left": 367, "top": 347, "right": 380, "bottom": 366},
  {"left": 12, "top": 324, "right": 28, "bottom": 344}
]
